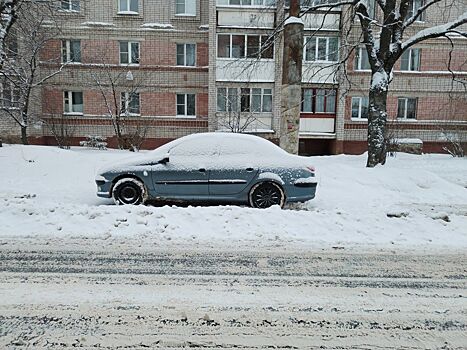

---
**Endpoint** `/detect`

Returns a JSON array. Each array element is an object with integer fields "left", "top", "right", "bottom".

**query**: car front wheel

[
  {"left": 249, "top": 182, "right": 285, "bottom": 209},
  {"left": 112, "top": 178, "right": 146, "bottom": 205}
]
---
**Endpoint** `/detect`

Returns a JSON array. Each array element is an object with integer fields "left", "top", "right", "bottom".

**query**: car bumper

[
  {"left": 97, "top": 191, "right": 111, "bottom": 198},
  {"left": 286, "top": 182, "right": 317, "bottom": 203}
]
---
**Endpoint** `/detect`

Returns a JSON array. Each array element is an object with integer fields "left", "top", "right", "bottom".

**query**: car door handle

[
  {"left": 199, "top": 168, "right": 206, "bottom": 173},
  {"left": 246, "top": 168, "right": 254, "bottom": 172}
]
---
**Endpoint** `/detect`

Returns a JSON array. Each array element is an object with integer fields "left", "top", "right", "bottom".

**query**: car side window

[{"left": 170, "top": 138, "right": 219, "bottom": 157}]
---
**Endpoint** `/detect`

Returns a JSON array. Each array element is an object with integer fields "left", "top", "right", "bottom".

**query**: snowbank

[{"left": 0, "top": 144, "right": 466, "bottom": 251}]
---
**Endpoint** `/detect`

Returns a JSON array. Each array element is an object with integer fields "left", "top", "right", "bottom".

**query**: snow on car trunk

[{"left": 0, "top": 144, "right": 466, "bottom": 251}]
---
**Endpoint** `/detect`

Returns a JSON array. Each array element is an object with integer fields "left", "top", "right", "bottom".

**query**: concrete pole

[{"left": 279, "top": 0, "right": 303, "bottom": 154}]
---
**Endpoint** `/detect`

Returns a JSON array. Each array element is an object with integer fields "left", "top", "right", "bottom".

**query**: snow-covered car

[{"left": 95, "top": 133, "right": 317, "bottom": 208}]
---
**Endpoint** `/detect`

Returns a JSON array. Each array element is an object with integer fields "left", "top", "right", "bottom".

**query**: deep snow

[{"left": 0, "top": 144, "right": 466, "bottom": 250}]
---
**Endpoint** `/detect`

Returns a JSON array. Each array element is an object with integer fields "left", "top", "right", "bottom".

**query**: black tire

[
  {"left": 249, "top": 182, "right": 285, "bottom": 209},
  {"left": 112, "top": 178, "right": 145, "bottom": 205}
]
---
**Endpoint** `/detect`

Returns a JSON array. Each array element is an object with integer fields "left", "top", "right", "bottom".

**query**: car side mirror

[{"left": 159, "top": 156, "right": 169, "bottom": 165}]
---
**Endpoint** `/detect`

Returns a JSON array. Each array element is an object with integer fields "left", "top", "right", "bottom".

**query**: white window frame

[
  {"left": 355, "top": 47, "right": 371, "bottom": 71},
  {"left": 176, "top": 93, "right": 196, "bottom": 118},
  {"left": 217, "top": 87, "right": 273, "bottom": 113},
  {"left": 217, "top": 34, "right": 274, "bottom": 60},
  {"left": 0, "top": 80, "right": 20, "bottom": 109},
  {"left": 61, "top": 0, "right": 80, "bottom": 12},
  {"left": 351, "top": 96, "right": 369, "bottom": 120},
  {"left": 120, "top": 92, "right": 140, "bottom": 116},
  {"left": 118, "top": 0, "right": 139, "bottom": 14},
  {"left": 217, "top": 0, "right": 276, "bottom": 7},
  {"left": 175, "top": 0, "right": 197, "bottom": 16},
  {"left": 62, "top": 40, "right": 81, "bottom": 63},
  {"left": 304, "top": 37, "right": 339, "bottom": 62},
  {"left": 63, "top": 91, "right": 83, "bottom": 115},
  {"left": 119, "top": 41, "right": 140, "bottom": 66},
  {"left": 176, "top": 43, "right": 196, "bottom": 66},
  {"left": 400, "top": 48, "right": 421, "bottom": 71},
  {"left": 407, "top": 0, "right": 425, "bottom": 22},
  {"left": 397, "top": 97, "right": 417, "bottom": 120}
]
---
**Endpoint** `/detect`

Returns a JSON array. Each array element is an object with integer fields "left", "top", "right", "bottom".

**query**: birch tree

[{"left": 0, "top": 0, "right": 23, "bottom": 70}]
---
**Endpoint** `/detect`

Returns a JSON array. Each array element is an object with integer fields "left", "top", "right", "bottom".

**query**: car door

[
  {"left": 209, "top": 136, "right": 259, "bottom": 196},
  {"left": 151, "top": 137, "right": 217, "bottom": 198}
]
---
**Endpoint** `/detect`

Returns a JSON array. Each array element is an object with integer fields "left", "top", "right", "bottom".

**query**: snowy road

[{"left": 0, "top": 241, "right": 466, "bottom": 349}]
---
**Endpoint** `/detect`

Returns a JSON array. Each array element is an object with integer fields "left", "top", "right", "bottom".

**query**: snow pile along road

[{"left": 0, "top": 145, "right": 466, "bottom": 250}]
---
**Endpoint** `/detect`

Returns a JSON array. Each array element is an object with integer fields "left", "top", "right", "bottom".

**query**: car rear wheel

[
  {"left": 112, "top": 178, "right": 146, "bottom": 205},
  {"left": 249, "top": 182, "right": 285, "bottom": 209}
]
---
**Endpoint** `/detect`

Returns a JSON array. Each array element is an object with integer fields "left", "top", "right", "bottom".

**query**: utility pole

[{"left": 279, "top": 0, "right": 303, "bottom": 154}]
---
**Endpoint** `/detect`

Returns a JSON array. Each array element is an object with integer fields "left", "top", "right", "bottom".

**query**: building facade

[{"left": 0, "top": 0, "right": 466, "bottom": 154}]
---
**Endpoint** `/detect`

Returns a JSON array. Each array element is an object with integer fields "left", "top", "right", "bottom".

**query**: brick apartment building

[{"left": 0, "top": 0, "right": 466, "bottom": 154}]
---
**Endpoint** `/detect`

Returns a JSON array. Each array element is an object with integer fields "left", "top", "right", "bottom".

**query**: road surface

[{"left": 0, "top": 238, "right": 466, "bottom": 349}]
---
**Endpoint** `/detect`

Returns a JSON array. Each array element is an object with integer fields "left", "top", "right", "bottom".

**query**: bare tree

[
  {"left": 89, "top": 61, "right": 148, "bottom": 151},
  {"left": 0, "top": 0, "right": 66, "bottom": 144},
  {"left": 0, "top": 0, "right": 23, "bottom": 70}
]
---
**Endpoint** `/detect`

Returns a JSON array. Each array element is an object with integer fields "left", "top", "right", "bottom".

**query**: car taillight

[{"left": 305, "top": 166, "right": 315, "bottom": 173}]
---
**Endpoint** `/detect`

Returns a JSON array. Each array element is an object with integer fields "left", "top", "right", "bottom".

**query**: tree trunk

[
  {"left": 367, "top": 87, "right": 388, "bottom": 167},
  {"left": 21, "top": 125, "right": 28, "bottom": 145},
  {"left": 280, "top": 0, "right": 303, "bottom": 154}
]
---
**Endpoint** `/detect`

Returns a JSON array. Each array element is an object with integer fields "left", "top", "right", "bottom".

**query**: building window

[
  {"left": 121, "top": 92, "right": 140, "bottom": 115},
  {"left": 61, "top": 0, "right": 80, "bottom": 11},
  {"left": 119, "top": 41, "right": 139, "bottom": 65},
  {"left": 217, "top": 34, "right": 274, "bottom": 59},
  {"left": 176, "top": 0, "right": 196, "bottom": 15},
  {"left": 301, "top": 89, "right": 336, "bottom": 114},
  {"left": 0, "top": 79, "right": 20, "bottom": 109},
  {"left": 118, "top": 0, "right": 138, "bottom": 13},
  {"left": 217, "top": 88, "right": 238, "bottom": 112},
  {"left": 217, "top": 0, "right": 276, "bottom": 6},
  {"left": 400, "top": 48, "right": 421, "bottom": 71},
  {"left": 177, "top": 94, "right": 196, "bottom": 116},
  {"left": 355, "top": 47, "right": 371, "bottom": 70},
  {"left": 176, "top": 43, "right": 196, "bottom": 66},
  {"left": 64, "top": 91, "right": 83, "bottom": 114},
  {"left": 351, "top": 96, "right": 369, "bottom": 119},
  {"left": 407, "top": 0, "right": 425, "bottom": 21},
  {"left": 305, "top": 37, "right": 339, "bottom": 62},
  {"left": 218, "top": 87, "right": 272, "bottom": 113},
  {"left": 62, "top": 40, "right": 81, "bottom": 63},
  {"left": 397, "top": 97, "right": 417, "bottom": 119}
]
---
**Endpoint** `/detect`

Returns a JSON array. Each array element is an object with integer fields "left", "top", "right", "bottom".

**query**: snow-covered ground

[{"left": 0, "top": 144, "right": 466, "bottom": 251}]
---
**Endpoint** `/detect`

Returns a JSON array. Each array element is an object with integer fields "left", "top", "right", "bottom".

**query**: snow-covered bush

[{"left": 80, "top": 136, "right": 108, "bottom": 150}]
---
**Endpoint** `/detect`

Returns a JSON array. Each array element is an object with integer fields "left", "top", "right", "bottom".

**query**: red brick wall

[
  {"left": 197, "top": 43, "right": 209, "bottom": 67},
  {"left": 82, "top": 40, "right": 120, "bottom": 65},
  {"left": 141, "top": 92, "right": 175, "bottom": 116},
  {"left": 40, "top": 39, "right": 61, "bottom": 62},
  {"left": 141, "top": 39, "right": 172, "bottom": 66},
  {"left": 42, "top": 88, "right": 63, "bottom": 114},
  {"left": 197, "top": 93, "right": 208, "bottom": 117}
]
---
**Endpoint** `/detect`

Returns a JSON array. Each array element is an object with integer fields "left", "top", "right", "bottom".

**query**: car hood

[{"left": 97, "top": 150, "right": 167, "bottom": 175}]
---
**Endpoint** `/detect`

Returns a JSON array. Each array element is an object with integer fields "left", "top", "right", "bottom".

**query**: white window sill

[
  {"left": 216, "top": 57, "right": 274, "bottom": 61},
  {"left": 119, "top": 63, "right": 140, "bottom": 67},
  {"left": 396, "top": 118, "right": 417, "bottom": 122},
  {"left": 117, "top": 11, "right": 139, "bottom": 15},
  {"left": 351, "top": 118, "right": 368, "bottom": 121},
  {"left": 354, "top": 69, "right": 371, "bottom": 72},
  {"left": 174, "top": 14, "right": 196, "bottom": 17},
  {"left": 58, "top": 9, "right": 80, "bottom": 14},
  {"left": 304, "top": 60, "right": 339, "bottom": 64},
  {"left": 176, "top": 115, "right": 196, "bottom": 119},
  {"left": 64, "top": 112, "right": 83, "bottom": 116}
]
